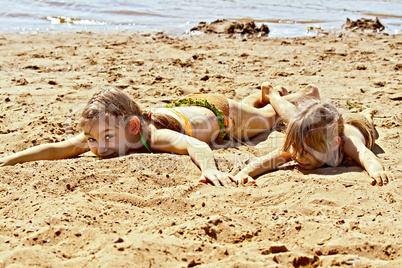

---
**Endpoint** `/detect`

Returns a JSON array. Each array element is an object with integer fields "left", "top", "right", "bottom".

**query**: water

[{"left": 0, "top": 0, "right": 401, "bottom": 37}]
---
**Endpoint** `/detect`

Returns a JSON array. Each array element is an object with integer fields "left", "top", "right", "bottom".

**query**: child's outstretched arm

[
  {"left": 343, "top": 134, "right": 391, "bottom": 186},
  {"left": 0, "top": 133, "right": 89, "bottom": 166},
  {"left": 150, "top": 129, "right": 235, "bottom": 187},
  {"left": 234, "top": 149, "right": 292, "bottom": 185}
]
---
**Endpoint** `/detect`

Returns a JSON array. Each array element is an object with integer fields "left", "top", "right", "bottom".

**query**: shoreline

[
  {"left": 1, "top": 14, "right": 401, "bottom": 38},
  {"left": 0, "top": 30, "right": 401, "bottom": 267}
]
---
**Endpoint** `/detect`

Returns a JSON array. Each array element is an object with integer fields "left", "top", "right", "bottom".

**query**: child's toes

[
  {"left": 305, "top": 84, "right": 320, "bottom": 99},
  {"left": 361, "top": 108, "right": 375, "bottom": 120},
  {"left": 261, "top": 82, "right": 273, "bottom": 103},
  {"left": 261, "top": 82, "right": 273, "bottom": 94},
  {"left": 274, "top": 85, "right": 289, "bottom": 96}
]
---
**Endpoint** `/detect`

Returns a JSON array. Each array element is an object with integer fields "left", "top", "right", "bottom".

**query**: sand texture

[{"left": 0, "top": 30, "right": 401, "bottom": 267}]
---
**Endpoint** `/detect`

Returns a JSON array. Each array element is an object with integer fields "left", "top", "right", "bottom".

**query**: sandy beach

[{"left": 0, "top": 24, "right": 401, "bottom": 267}]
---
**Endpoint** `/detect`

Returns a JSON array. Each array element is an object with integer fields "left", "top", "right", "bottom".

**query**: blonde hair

[
  {"left": 283, "top": 99, "right": 345, "bottom": 165},
  {"left": 80, "top": 88, "right": 185, "bottom": 134}
]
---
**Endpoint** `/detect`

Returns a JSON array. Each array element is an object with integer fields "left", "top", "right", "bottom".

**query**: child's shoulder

[{"left": 343, "top": 112, "right": 375, "bottom": 149}]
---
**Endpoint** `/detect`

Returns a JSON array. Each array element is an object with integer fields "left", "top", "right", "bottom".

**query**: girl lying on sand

[
  {"left": 0, "top": 86, "right": 313, "bottom": 187},
  {"left": 235, "top": 83, "right": 392, "bottom": 187}
]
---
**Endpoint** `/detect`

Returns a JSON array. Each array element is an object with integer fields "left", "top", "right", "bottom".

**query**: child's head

[
  {"left": 80, "top": 88, "right": 143, "bottom": 158},
  {"left": 283, "top": 99, "right": 345, "bottom": 169},
  {"left": 80, "top": 88, "right": 142, "bottom": 123}
]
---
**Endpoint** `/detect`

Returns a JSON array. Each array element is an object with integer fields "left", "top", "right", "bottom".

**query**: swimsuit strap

[
  {"left": 168, "top": 109, "right": 193, "bottom": 136},
  {"left": 166, "top": 98, "right": 228, "bottom": 140},
  {"left": 139, "top": 132, "right": 153, "bottom": 153}
]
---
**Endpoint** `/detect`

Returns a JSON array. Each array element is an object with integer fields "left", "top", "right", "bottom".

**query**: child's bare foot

[
  {"left": 298, "top": 84, "right": 320, "bottom": 99},
  {"left": 261, "top": 82, "right": 288, "bottom": 104},
  {"left": 305, "top": 84, "right": 320, "bottom": 99},
  {"left": 275, "top": 85, "right": 289, "bottom": 96},
  {"left": 286, "top": 84, "right": 320, "bottom": 104},
  {"left": 261, "top": 82, "right": 273, "bottom": 104},
  {"left": 361, "top": 108, "right": 375, "bottom": 123}
]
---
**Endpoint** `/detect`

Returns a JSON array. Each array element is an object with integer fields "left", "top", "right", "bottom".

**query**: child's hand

[
  {"left": 370, "top": 170, "right": 392, "bottom": 186},
  {"left": 233, "top": 173, "right": 256, "bottom": 187},
  {"left": 199, "top": 169, "right": 236, "bottom": 187}
]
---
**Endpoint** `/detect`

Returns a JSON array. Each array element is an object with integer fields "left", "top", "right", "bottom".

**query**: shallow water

[{"left": 0, "top": 0, "right": 401, "bottom": 37}]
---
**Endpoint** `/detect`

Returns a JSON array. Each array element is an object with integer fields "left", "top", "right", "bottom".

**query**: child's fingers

[
  {"left": 372, "top": 175, "right": 383, "bottom": 186},
  {"left": 218, "top": 174, "right": 235, "bottom": 188},
  {"left": 383, "top": 171, "right": 396, "bottom": 185},
  {"left": 238, "top": 176, "right": 256, "bottom": 187},
  {"left": 227, "top": 175, "right": 239, "bottom": 186},
  {"left": 371, "top": 171, "right": 392, "bottom": 186},
  {"left": 383, "top": 174, "right": 389, "bottom": 185},
  {"left": 199, "top": 175, "right": 219, "bottom": 186},
  {"left": 247, "top": 178, "right": 257, "bottom": 185},
  {"left": 198, "top": 174, "right": 224, "bottom": 187},
  {"left": 199, "top": 173, "right": 235, "bottom": 187}
]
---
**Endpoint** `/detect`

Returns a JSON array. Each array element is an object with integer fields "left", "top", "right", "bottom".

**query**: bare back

[
  {"left": 154, "top": 100, "right": 277, "bottom": 143},
  {"left": 154, "top": 107, "right": 221, "bottom": 143}
]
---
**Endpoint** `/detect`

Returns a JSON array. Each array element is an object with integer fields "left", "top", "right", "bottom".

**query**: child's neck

[{"left": 130, "top": 120, "right": 152, "bottom": 153}]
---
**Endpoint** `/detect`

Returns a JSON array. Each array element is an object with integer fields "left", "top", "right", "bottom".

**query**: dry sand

[{"left": 0, "top": 27, "right": 401, "bottom": 267}]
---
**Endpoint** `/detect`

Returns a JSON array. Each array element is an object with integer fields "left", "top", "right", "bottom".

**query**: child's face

[
  {"left": 289, "top": 145, "right": 325, "bottom": 169},
  {"left": 83, "top": 117, "right": 131, "bottom": 159}
]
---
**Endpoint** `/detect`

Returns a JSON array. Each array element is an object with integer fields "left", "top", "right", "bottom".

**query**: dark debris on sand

[
  {"left": 342, "top": 17, "right": 386, "bottom": 33},
  {"left": 190, "top": 19, "right": 270, "bottom": 37}
]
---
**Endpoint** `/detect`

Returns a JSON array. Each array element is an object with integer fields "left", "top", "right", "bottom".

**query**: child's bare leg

[
  {"left": 241, "top": 82, "right": 319, "bottom": 108},
  {"left": 241, "top": 92, "right": 264, "bottom": 108},
  {"left": 241, "top": 86, "right": 288, "bottom": 108},
  {"left": 228, "top": 99, "right": 277, "bottom": 140},
  {"left": 261, "top": 82, "right": 287, "bottom": 104},
  {"left": 261, "top": 82, "right": 319, "bottom": 103},
  {"left": 261, "top": 83, "right": 298, "bottom": 123},
  {"left": 231, "top": 83, "right": 321, "bottom": 139},
  {"left": 287, "top": 84, "right": 320, "bottom": 101},
  {"left": 262, "top": 83, "right": 320, "bottom": 122}
]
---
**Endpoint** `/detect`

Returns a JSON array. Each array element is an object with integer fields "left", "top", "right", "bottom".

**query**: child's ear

[
  {"left": 330, "top": 136, "right": 342, "bottom": 151},
  {"left": 127, "top": 116, "right": 140, "bottom": 135}
]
